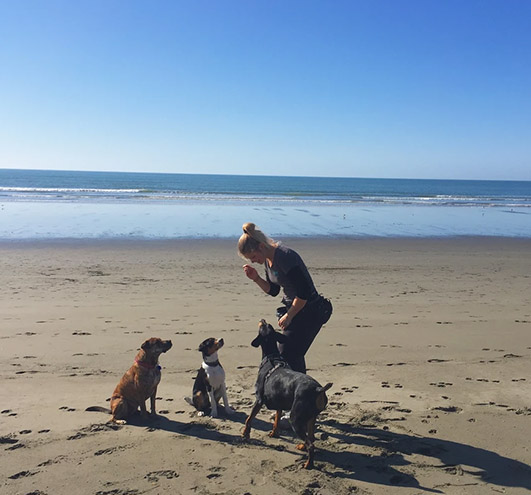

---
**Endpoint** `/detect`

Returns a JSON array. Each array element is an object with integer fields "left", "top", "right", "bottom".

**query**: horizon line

[{"left": 1, "top": 167, "right": 530, "bottom": 183}]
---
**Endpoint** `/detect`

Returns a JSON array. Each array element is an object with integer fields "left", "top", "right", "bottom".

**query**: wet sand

[{"left": 1, "top": 237, "right": 530, "bottom": 494}]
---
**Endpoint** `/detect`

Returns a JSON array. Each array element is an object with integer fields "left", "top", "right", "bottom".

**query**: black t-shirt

[{"left": 264, "top": 244, "right": 318, "bottom": 306}]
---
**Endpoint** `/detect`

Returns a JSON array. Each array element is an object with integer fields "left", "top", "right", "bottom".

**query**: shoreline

[{"left": 2, "top": 233, "right": 531, "bottom": 246}]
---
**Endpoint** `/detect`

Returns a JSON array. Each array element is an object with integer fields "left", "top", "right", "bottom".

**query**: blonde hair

[{"left": 238, "top": 222, "right": 276, "bottom": 256}]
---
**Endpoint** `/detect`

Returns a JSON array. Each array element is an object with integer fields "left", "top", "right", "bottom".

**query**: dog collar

[
  {"left": 265, "top": 361, "right": 288, "bottom": 381},
  {"left": 261, "top": 353, "right": 285, "bottom": 367},
  {"left": 203, "top": 359, "right": 220, "bottom": 367},
  {"left": 135, "top": 359, "right": 161, "bottom": 371}
]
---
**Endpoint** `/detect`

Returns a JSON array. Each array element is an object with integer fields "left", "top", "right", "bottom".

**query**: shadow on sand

[
  {"left": 126, "top": 409, "right": 274, "bottom": 445},
  {"left": 319, "top": 420, "right": 531, "bottom": 492},
  {"left": 117, "top": 412, "right": 531, "bottom": 492}
]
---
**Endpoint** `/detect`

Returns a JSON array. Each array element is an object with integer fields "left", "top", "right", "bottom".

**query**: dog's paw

[
  {"left": 210, "top": 410, "right": 219, "bottom": 418},
  {"left": 197, "top": 411, "right": 206, "bottom": 417},
  {"left": 113, "top": 419, "right": 127, "bottom": 425}
]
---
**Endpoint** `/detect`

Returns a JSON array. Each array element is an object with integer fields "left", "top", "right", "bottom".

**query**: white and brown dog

[{"left": 185, "top": 337, "right": 234, "bottom": 417}]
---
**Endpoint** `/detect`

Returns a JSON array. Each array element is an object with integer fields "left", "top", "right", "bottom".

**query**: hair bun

[
  {"left": 238, "top": 222, "right": 275, "bottom": 255},
  {"left": 242, "top": 222, "right": 255, "bottom": 235}
]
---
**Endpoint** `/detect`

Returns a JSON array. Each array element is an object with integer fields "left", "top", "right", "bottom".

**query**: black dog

[{"left": 242, "top": 319, "right": 332, "bottom": 469}]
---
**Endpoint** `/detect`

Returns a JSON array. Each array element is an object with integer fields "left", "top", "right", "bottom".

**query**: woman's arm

[
  {"left": 278, "top": 296, "right": 306, "bottom": 330},
  {"left": 243, "top": 264, "right": 272, "bottom": 294}
]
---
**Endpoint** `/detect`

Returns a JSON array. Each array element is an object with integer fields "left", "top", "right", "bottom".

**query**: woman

[{"left": 238, "top": 222, "right": 332, "bottom": 374}]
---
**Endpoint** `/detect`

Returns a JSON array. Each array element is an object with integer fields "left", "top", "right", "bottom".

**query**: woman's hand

[
  {"left": 243, "top": 264, "right": 259, "bottom": 282},
  {"left": 278, "top": 312, "right": 292, "bottom": 330}
]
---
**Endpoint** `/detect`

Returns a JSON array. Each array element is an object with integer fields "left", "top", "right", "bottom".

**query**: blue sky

[{"left": 1, "top": 0, "right": 530, "bottom": 180}]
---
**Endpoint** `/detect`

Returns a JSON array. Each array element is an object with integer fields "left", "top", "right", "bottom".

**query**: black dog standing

[{"left": 242, "top": 320, "right": 332, "bottom": 469}]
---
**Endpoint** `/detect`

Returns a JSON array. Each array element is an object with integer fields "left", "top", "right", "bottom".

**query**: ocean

[{"left": 1, "top": 169, "right": 530, "bottom": 239}]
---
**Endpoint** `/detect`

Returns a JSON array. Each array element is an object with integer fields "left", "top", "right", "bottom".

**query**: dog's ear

[
  {"left": 251, "top": 335, "right": 261, "bottom": 348},
  {"left": 141, "top": 340, "right": 151, "bottom": 350},
  {"left": 198, "top": 338, "right": 214, "bottom": 353},
  {"left": 275, "top": 331, "right": 288, "bottom": 344}
]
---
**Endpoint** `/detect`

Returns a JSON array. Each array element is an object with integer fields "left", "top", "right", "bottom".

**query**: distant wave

[
  {"left": 0, "top": 186, "right": 142, "bottom": 193},
  {"left": 0, "top": 186, "right": 530, "bottom": 208}
]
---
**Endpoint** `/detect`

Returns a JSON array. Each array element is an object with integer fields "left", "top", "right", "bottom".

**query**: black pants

[{"left": 277, "top": 301, "right": 323, "bottom": 374}]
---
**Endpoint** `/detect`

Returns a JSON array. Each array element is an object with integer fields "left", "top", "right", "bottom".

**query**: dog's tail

[
  {"left": 183, "top": 396, "right": 194, "bottom": 407},
  {"left": 85, "top": 406, "right": 112, "bottom": 414},
  {"left": 317, "top": 382, "right": 333, "bottom": 394},
  {"left": 315, "top": 382, "right": 333, "bottom": 411}
]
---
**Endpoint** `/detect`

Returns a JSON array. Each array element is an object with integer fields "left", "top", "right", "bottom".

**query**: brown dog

[{"left": 86, "top": 337, "right": 172, "bottom": 424}]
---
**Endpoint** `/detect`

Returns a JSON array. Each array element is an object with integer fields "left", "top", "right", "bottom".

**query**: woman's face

[{"left": 245, "top": 249, "right": 266, "bottom": 264}]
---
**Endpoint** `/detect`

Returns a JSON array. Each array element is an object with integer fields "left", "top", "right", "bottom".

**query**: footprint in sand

[
  {"left": 430, "top": 382, "right": 453, "bottom": 388},
  {"left": 145, "top": 470, "right": 179, "bottom": 482},
  {"left": 340, "top": 386, "right": 358, "bottom": 392},
  {"left": 8, "top": 470, "right": 38, "bottom": 479},
  {"left": 0, "top": 436, "right": 19, "bottom": 445},
  {"left": 6, "top": 443, "right": 26, "bottom": 451},
  {"left": 432, "top": 406, "right": 462, "bottom": 413},
  {"left": 95, "top": 489, "right": 140, "bottom": 495},
  {"left": 94, "top": 446, "right": 126, "bottom": 456}
]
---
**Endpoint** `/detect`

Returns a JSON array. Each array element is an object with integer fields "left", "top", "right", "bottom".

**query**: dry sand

[{"left": 1, "top": 237, "right": 530, "bottom": 495}]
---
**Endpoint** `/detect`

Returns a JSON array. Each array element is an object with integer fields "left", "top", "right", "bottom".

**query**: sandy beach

[{"left": 1, "top": 237, "right": 530, "bottom": 495}]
